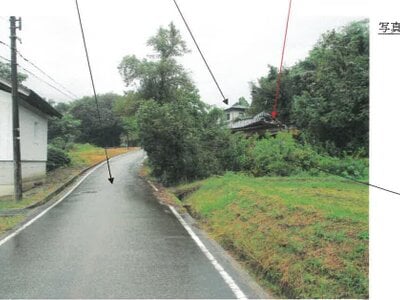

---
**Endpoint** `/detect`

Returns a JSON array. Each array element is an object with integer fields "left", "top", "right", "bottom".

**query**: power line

[
  {"left": 272, "top": 0, "right": 292, "bottom": 120},
  {"left": 75, "top": 0, "right": 114, "bottom": 184},
  {"left": 290, "top": 158, "right": 400, "bottom": 196},
  {"left": 171, "top": 0, "right": 228, "bottom": 105},
  {"left": 314, "top": 165, "right": 400, "bottom": 196},
  {"left": 0, "top": 40, "right": 78, "bottom": 99},
  {"left": 0, "top": 54, "right": 75, "bottom": 100}
]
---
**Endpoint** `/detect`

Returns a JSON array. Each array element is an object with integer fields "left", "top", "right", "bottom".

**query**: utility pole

[{"left": 10, "top": 16, "right": 22, "bottom": 201}]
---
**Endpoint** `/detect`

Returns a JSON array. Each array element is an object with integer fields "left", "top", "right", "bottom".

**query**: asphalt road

[{"left": 0, "top": 150, "right": 267, "bottom": 299}]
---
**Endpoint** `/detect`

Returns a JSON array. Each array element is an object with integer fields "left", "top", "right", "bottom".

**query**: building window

[
  {"left": 34, "top": 121, "right": 39, "bottom": 143},
  {"left": 226, "top": 113, "right": 230, "bottom": 121}
]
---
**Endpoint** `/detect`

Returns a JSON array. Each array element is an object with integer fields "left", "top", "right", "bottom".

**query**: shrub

[
  {"left": 250, "top": 132, "right": 319, "bottom": 176},
  {"left": 235, "top": 132, "right": 368, "bottom": 179},
  {"left": 316, "top": 155, "right": 369, "bottom": 179},
  {"left": 46, "top": 145, "right": 71, "bottom": 171}
]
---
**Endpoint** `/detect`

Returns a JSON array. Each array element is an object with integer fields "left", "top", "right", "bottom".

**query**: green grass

[
  {"left": 175, "top": 172, "right": 368, "bottom": 298},
  {"left": 0, "top": 215, "right": 25, "bottom": 235},
  {"left": 68, "top": 143, "right": 134, "bottom": 167}
]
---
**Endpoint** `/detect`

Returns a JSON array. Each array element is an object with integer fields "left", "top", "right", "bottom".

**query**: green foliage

[
  {"left": 250, "top": 133, "right": 317, "bottom": 176},
  {"left": 138, "top": 99, "right": 230, "bottom": 185},
  {"left": 249, "top": 66, "right": 293, "bottom": 124},
  {"left": 249, "top": 20, "right": 369, "bottom": 155},
  {"left": 69, "top": 93, "right": 124, "bottom": 147},
  {"left": 48, "top": 113, "right": 81, "bottom": 150},
  {"left": 223, "top": 132, "right": 368, "bottom": 179},
  {"left": 317, "top": 155, "right": 369, "bottom": 179},
  {"left": 0, "top": 61, "right": 28, "bottom": 83},
  {"left": 147, "top": 22, "right": 189, "bottom": 59},
  {"left": 46, "top": 145, "right": 71, "bottom": 171},
  {"left": 119, "top": 23, "right": 235, "bottom": 185},
  {"left": 113, "top": 92, "right": 143, "bottom": 146},
  {"left": 291, "top": 20, "right": 369, "bottom": 154},
  {"left": 118, "top": 22, "right": 196, "bottom": 104},
  {"left": 234, "top": 96, "right": 250, "bottom": 107}
]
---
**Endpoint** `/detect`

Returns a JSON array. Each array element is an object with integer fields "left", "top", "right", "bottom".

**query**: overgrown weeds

[{"left": 177, "top": 173, "right": 368, "bottom": 298}]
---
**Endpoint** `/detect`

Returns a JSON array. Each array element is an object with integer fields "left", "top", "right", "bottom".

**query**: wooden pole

[{"left": 10, "top": 16, "right": 23, "bottom": 201}]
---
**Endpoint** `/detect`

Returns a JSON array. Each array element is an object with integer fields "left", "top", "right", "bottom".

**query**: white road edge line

[
  {"left": 147, "top": 180, "right": 159, "bottom": 192},
  {"left": 168, "top": 205, "right": 247, "bottom": 300},
  {"left": 0, "top": 160, "right": 108, "bottom": 248}
]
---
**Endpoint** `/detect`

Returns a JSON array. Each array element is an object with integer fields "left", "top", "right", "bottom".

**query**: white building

[
  {"left": 0, "top": 78, "right": 61, "bottom": 196},
  {"left": 224, "top": 104, "right": 247, "bottom": 124}
]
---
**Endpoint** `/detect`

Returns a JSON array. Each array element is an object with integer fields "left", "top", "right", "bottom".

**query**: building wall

[
  {"left": 0, "top": 90, "right": 49, "bottom": 196},
  {"left": 19, "top": 102, "right": 48, "bottom": 161},
  {"left": 0, "top": 90, "right": 13, "bottom": 161},
  {"left": 226, "top": 109, "right": 245, "bottom": 123},
  {"left": 0, "top": 161, "right": 46, "bottom": 196}
]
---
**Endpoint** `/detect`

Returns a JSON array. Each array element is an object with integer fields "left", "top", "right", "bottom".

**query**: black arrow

[
  {"left": 76, "top": 0, "right": 115, "bottom": 184},
  {"left": 104, "top": 148, "right": 114, "bottom": 184}
]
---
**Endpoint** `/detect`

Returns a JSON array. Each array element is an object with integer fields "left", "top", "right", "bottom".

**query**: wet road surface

[{"left": 0, "top": 151, "right": 266, "bottom": 299}]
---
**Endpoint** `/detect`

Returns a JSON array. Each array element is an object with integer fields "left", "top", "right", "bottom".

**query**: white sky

[{"left": 1, "top": 0, "right": 368, "bottom": 107}]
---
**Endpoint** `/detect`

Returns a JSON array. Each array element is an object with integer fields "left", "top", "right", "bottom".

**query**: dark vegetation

[
  {"left": 249, "top": 20, "right": 369, "bottom": 156},
  {"left": 47, "top": 20, "right": 369, "bottom": 183},
  {"left": 116, "top": 20, "right": 369, "bottom": 185}
]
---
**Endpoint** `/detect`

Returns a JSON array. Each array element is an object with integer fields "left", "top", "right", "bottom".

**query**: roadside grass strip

[{"left": 175, "top": 172, "right": 368, "bottom": 299}]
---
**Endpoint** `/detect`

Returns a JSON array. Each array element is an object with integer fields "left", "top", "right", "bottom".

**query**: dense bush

[
  {"left": 138, "top": 99, "right": 232, "bottom": 185},
  {"left": 226, "top": 132, "right": 368, "bottom": 179},
  {"left": 250, "top": 133, "right": 316, "bottom": 176},
  {"left": 316, "top": 155, "right": 369, "bottom": 179},
  {"left": 46, "top": 145, "right": 71, "bottom": 171},
  {"left": 250, "top": 20, "right": 369, "bottom": 155}
]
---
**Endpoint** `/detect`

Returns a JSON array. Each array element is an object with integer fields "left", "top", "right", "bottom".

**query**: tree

[
  {"left": 291, "top": 20, "right": 369, "bottom": 154},
  {"left": 235, "top": 96, "right": 250, "bottom": 107},
  {"left": 119, "top": 23, "right": 234, "bottom": 184},
  {"left": 69, "top": 93, "right": 124, "bottom": 147},
  {"left": 0, "top": 61, "right": 28, "bottom": 83},
  {"left": 113, "top": 92, "right": 143, "bottom": 146},
  {"left": 249, "top": 66, "right": 293, "bottom": 124},
  {"left": 249, "top": 20, "right": 369, "bottom": 155},
  {"left": 48, "top": 113, "right": 81, "bottom": 150},
  {"left": 118, "top": 22, "right": 196, "bottom": 104}
]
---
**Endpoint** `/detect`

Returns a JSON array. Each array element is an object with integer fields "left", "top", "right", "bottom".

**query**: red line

[{"left": 272, "top": 0, "right": 292, "bottom": 119}]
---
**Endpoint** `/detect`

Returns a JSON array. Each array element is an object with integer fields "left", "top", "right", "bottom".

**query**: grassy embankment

[
  {"left": 0, "top": 144, "right": 135, "bottom": 235},
  {"left": 173, "top": 172, "right": 368, "bottom": 298}
]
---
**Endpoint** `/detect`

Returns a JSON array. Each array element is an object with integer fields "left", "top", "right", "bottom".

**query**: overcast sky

[{"left": 1, "top": 0, "right": 367, "bottom": 107}]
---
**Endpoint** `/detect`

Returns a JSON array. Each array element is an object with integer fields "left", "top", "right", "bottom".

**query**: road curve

[{"left": 0, "top": 150, "right": 267, "bottom": 299}]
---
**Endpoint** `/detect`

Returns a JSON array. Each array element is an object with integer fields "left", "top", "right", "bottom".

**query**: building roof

[
  {"left": 0, "top": 78, "right": 62, "bottom": 118},
  {"left": 224, "top": 104, "right": 248, "bottom": 112},
  {"left": 228, "top": 111, "right": 285, "bottom": 132}
]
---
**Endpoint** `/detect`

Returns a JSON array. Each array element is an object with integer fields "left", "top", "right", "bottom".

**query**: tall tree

[
  {"left": 119, "top": 23, "right": 233, "bottom": 184},
  {"left": 118, "top": 22, "right": 196, "bottom": 104},
  {"left": 249, "top": 66, "right": 293, "bottom": 124},
  {"left": 291, "top": 20, "right": 369, "bottom": 154},
  {"left": 249, "top": 20, "right": 369, "bottom": 154}
]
